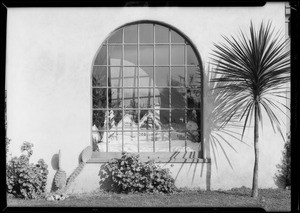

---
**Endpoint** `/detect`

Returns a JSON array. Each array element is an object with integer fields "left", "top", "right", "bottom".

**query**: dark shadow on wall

[
  {"left": 161, "top": 154, "right": 212, "bottom": 190},
  {"left": 203, "top": 65, "right": 250, "bottom": 172},
  {"left": 174, "top": 160, "right": 187, "bottom": 181},
  {"left": 162, "top": 66, "right": 250, "bottom": 190},
  {"left": 188, "top": 159, "right": 196, "bottom": 184}
]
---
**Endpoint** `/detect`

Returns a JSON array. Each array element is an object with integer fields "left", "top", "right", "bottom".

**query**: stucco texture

[{"left": 6, "top": 3, "right": 289, "bottom": 192}]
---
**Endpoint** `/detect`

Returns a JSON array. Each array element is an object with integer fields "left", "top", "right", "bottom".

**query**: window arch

[{"left": 91, "top": 21, "right": 203, "bottom": 158}]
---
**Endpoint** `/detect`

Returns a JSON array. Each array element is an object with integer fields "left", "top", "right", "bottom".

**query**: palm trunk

[{"left": 251, "top": 102, "right": 259, "bottom": 198}]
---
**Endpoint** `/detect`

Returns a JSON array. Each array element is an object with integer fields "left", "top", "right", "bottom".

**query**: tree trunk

[{"left": 251, "top": 102, "right": 259, "bottom": 198}]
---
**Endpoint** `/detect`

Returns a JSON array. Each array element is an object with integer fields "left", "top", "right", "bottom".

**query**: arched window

[{"left": 92, "top": 21, "right": 203, "bottom": 158}]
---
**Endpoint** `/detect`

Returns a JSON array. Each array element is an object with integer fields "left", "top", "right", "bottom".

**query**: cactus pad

[{"left": 51, "top": 169, "right": 67, "bottom": 192}]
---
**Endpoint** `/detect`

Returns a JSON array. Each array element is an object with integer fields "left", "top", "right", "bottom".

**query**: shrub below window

[
  {"left": 98, "top": 152, "right": 176, "bottom": 194},
  {"left": 6, "top": 142, "right": 48, "bottom": 199}
]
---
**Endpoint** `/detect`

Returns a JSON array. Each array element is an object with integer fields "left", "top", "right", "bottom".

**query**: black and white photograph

[{"left": 3, "top": 1, "right": 296, "bottom": 211}]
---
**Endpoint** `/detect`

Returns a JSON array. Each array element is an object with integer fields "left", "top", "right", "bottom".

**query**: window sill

[{"left": 87, "top": 152, "right": 211, "bottom": 163}]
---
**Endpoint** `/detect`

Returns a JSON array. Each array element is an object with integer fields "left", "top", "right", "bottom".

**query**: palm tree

[{"left": 210, "top": 21, "right": 290, "bottom": 198}]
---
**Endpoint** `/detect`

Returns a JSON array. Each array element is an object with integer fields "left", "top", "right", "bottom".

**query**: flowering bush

[
  {"left": 6, "top": 142, "right": 48, "bottom": 199},
  {"left": 99, "top": 152, "right": 176, "bottom": 194}
]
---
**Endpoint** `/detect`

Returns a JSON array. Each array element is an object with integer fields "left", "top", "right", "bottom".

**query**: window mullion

[
  {"left": 122, "top": 28, "right": 124, "bottom": 153},
  {"left": 94, "top": 65, "right": 198, "bottom": 67},
  {"left": 200, "top": 64, "right": 203, "bottom": 158},
  {"left": 137, "top": 24, "right": 140, "bottom": 153},
  {"left": 106, "top": 40, "right": 109, "bottom": 153},
  {"left": 184, "top": 41, "right": 187, "bottom": 153},
  {"left": 169, "top": 28, "right": 172, "bottom": 153},
  {"left": 153, "top": 24, "right": 156, "bottom": 153}
]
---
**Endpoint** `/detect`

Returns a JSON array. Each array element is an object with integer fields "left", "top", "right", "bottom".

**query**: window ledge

[{"left": 87, "top": 152, "right": 211, "bottom": 163}]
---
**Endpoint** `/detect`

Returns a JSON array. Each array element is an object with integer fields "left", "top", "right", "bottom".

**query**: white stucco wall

[
  {"left": 68, "top": 162, "right": 211, "bottom": 193},
  {"left": 6, "top": 3, "right": 289, "bottom": 193}
]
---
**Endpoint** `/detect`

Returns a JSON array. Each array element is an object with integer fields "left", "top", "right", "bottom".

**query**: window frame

[{"left": 90, "top": 20, "right": 205, "bottom": 163}]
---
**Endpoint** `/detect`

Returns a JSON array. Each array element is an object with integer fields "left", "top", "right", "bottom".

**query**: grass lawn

[{"left": 7, "top": 187, "right": 290, "bottom": 211}]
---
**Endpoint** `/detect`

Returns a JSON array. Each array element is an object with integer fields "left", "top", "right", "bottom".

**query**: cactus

[
  {"left": 52, "top": 170, "right": 67, "bottom": 189},
  {"left": 48, "top": 147, "right": 91, "bottom": 199},
  {"left": 51, "top": 150, "right": 67, "bottom": 192}
]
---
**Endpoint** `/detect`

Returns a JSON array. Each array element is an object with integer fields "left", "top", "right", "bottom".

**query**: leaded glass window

[{"left": 92, "top": 22, "right": 202, "bottom": 154}]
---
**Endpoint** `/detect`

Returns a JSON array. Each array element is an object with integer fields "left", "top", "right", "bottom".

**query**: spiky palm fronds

[
  {"left": 210, "top": 21, "right": 290, "bottom": 198},
  {"left": 210, "top": 21, "right": 290, "bottom": 139}
]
